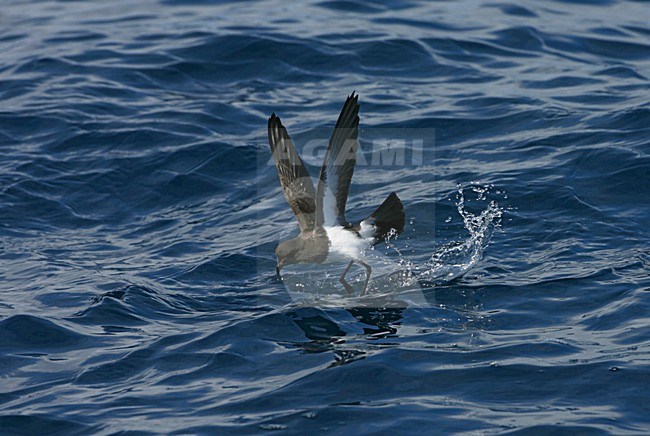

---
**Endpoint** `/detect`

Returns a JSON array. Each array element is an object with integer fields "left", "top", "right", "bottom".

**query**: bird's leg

[
  {"left": 339, "top": 260, "right": 356, "bottom": 295},
  {"left": 358, "top": 260, "right": 372, "bottom": 296}
]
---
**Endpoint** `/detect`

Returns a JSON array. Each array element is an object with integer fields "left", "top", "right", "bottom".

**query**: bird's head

[{"left": 275, "top": 238, "right": 304, "bottom": 274}]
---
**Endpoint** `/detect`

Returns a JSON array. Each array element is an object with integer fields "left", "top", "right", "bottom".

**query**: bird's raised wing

[
  {"left": 268, "top": 113, "right": 317, "bottom": 233},
  {"left": 316, "top": 92, "right": 360, "bottom": 227}
]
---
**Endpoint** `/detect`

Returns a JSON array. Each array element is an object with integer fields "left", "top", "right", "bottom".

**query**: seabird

[{"left": 268, "top": 92, "right": 405, "bottom": 296}]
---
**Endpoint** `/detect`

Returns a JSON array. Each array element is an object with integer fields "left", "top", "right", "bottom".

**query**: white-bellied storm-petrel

[{"left": 268, "top": 92, "right": 405, "bottom": 295}]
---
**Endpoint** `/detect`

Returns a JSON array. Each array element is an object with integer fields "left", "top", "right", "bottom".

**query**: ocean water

[{"left": 1, "top": 0, "right": 649, "bottom": 433}]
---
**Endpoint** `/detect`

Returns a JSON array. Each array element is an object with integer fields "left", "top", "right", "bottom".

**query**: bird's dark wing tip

[
  {"left": 269, "top": 113, "right": 284, "bottom": 131},
  {"left": 345, "top": 92, "right": 360, "bottom": 114}
]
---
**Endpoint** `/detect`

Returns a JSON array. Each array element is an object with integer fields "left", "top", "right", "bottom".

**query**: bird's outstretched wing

[
  {"left": 316, "top": 92, "right": 360, "bottom": 227},
  {"left": 268, "top": 113, "right": 317, "bottom": 233}
]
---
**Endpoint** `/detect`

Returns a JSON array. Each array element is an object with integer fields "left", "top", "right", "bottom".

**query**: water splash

[
  {"left": 280, "top": 182, "right": 504, "bottom": 305},
  {"left": 416, "top": 183, "right": 503, "bottom": 285}
]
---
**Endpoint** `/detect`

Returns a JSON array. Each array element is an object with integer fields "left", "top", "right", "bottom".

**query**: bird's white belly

[{"left": 324, "top": 226, "right": 372, "bottom": 263}]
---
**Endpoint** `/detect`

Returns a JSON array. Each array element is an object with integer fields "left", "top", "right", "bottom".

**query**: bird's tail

[{"left": 365, "top": 192, "right": 405, "bottom": 242}]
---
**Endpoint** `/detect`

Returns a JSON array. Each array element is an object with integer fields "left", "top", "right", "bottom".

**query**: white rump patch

[
  {"left": 324, "top": 226, "right": 373, "bottom": 262},
  {"left": 359, "top": 220, "right": 376, "bottom": 239}
]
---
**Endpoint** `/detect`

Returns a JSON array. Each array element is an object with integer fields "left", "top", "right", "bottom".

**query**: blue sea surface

[{"left": 1, "top": 0, "right": 650, "bottom": 433}]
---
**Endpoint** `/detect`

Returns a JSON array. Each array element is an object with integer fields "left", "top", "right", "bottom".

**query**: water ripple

[{"left": 1, "top": 0, "right": 649, "bottom": 433}]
